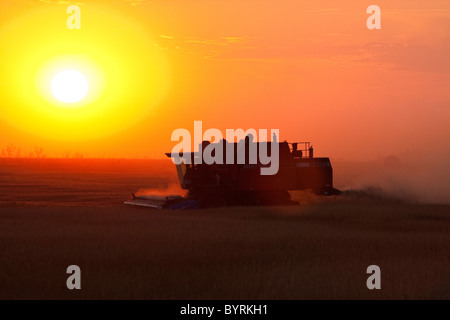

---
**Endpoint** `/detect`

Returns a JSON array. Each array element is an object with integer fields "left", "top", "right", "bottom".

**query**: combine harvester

[{"left": 125, "top": 139, "right": 339, "bottom": 209}]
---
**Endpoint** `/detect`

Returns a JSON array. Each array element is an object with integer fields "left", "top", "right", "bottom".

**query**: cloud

[
  {"left": 357, "top": 41, "right": 450, "bottom": 74},
  {"left": 40, "top": 0, "right": 72, "bottom": 4},
  {"left": 123, "top": 0, "right": 147, "bottom": 6},
  {"left": 6, "top": 0, "right": 81, "bottom": 4},
  {"left": 8, "top": 0, "right": 150, "bottom": 4},
  {"left": 155, "top": 35, "right": 246, "bottom": 57},
  {"left": 303, "top": 8, "right": 341, "bottom": 15}
]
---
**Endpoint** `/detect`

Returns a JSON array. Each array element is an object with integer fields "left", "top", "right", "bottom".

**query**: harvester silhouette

[{"left": 125, "top": 138, "right": 339, "bottom": 209}]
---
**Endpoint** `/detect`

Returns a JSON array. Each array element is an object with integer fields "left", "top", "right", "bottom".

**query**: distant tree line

[{"left": 0, "top": 144, "right": 47, "bottom": 158}]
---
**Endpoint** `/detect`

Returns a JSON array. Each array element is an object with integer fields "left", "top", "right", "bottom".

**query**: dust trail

[
  {"left": 334, "top": 155, "right": 450, "bottom": 204},
  {"left": 135, "top": 183, "right": 187, "bottom": 198}
]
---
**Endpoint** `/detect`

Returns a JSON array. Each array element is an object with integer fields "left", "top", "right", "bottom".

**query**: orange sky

[{"left": 0, "top": 0, "right": 449, "bottom": 161}]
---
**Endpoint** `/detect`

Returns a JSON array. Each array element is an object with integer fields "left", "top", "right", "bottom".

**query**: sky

[{"left": 0, "top": 0, "right": 449, "bottom": 161}]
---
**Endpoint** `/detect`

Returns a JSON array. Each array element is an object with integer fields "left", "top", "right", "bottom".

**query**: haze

[{"left": 0, "top": 0, "right": 449, "bottom": 202}]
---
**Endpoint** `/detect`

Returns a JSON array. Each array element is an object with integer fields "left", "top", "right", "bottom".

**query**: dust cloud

[
  {"left": 135, "top": 183, "right": 187, "bottom": 198},
  {"left": 334, "top": 155, "right": 450, "bottom": 204}
]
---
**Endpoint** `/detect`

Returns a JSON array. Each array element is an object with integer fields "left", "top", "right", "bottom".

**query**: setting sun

[
  {"left": 51, "top": 70, "right": 88, "bottom": 104},
  {"left": 0, "top": 3, "right": 170, "bottom": 141}
]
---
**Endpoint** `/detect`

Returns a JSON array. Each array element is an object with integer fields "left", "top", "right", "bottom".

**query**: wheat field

[{"left": 0, "top": 159, "right": 449, "bottom": 299}]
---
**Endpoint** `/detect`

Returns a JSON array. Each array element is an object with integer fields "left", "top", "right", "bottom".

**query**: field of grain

[{"left": 0, "top": 159, "right": 449, "bottom": 299}]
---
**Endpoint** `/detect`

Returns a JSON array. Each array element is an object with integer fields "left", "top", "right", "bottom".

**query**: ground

[{"left": 0, "top": 159, "right": 449, "bottom": 299}]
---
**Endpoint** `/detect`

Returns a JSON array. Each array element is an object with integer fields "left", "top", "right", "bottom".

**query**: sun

[{"left": 51, "top": 70, "right": 89, "bottom": 104}]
